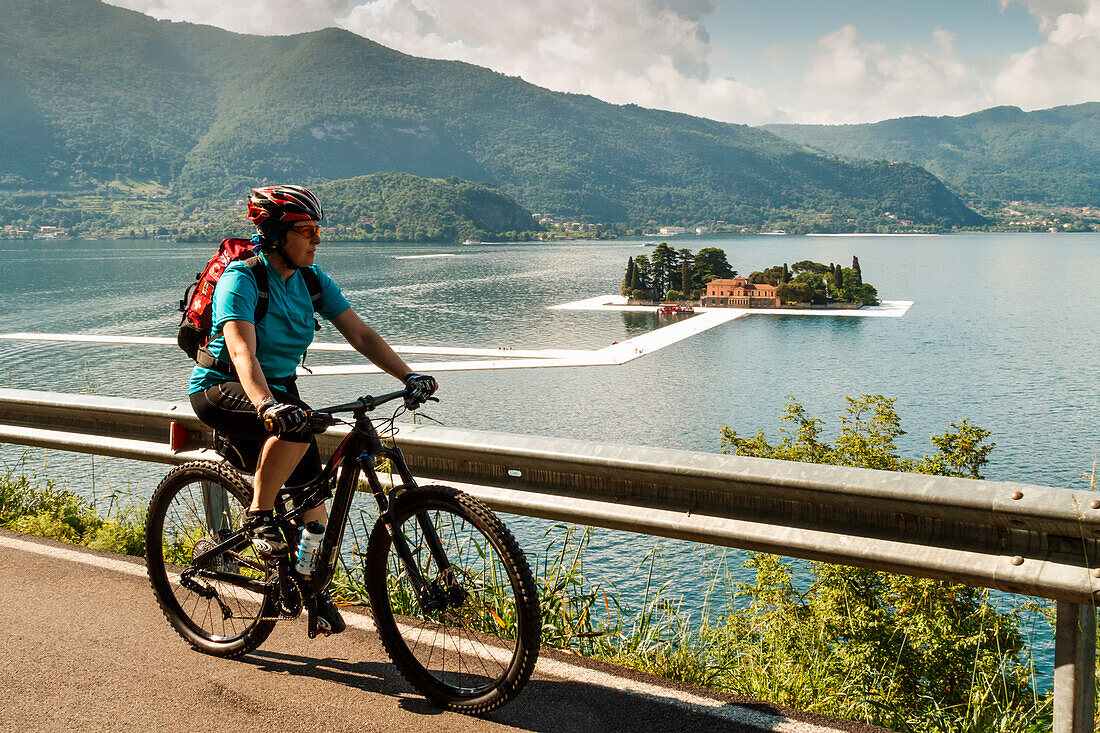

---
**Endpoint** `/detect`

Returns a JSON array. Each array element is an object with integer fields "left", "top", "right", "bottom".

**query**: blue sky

[
  {"left": 711, "top": 0, "right": 1043, "bottom": 59},
  {"left": 708, "top": 0, "right": 1043, "bottom": 86},
  {"left": 107, "top": 0, "right": 1100, "bottom": 124}
]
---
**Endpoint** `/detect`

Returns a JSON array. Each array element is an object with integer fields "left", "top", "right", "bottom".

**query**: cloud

[
  {"left": 338, "top": 0, "right": 779, "bottom": 123},
  {"left": 103, "top": 0, "right": 1100, "bottom": 124},
  {"left": 1001, "top": 0, "right": 1092, "bottom": 30},
  {"left": 798, "top": 26, "right": 988, "bottom": 123},
  {"left": 796, "top": 2, "right": 1100, "bottom": 123},
  {"left": 993, "top": 0, "right": 1100, "bottom": 108},
  {"left": 107, "top": 0, "right": 347, "bottom": 35},
  {"left": 106, "top": 0, "right": 780, "bottom": 124}
]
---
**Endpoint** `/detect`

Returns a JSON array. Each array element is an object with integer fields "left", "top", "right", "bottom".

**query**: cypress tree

[
  {"left": 681, "top": 261, "right": 691, "bottom": 297},
  {"left": 782, "top": 263, "right": 791, "bottom": 283},
  {"left": 623, "top": 257, "right": 635, "bottom": 296},
  {"left": 852, "top": 256, "right": 862, "bottom": 285}
]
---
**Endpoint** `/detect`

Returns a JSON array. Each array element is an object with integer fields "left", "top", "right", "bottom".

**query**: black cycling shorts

[{"left": 190, "top": 380, "right": 322, "bottom": 488}]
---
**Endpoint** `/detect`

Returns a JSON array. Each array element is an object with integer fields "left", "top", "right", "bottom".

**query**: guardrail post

[
  {"left": 201, "top": 481, "right": 230, "bottom": 534},
  {"left": 1054, "top": 601, "right": 1096, "bottom": 733}
]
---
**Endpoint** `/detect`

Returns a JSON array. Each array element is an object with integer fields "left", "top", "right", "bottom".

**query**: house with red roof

[{"left": 702, "top": 277, "right": 780, "bottom": 308}]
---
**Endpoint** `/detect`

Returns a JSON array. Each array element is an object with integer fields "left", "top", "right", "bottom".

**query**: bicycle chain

[
  {"left": 272, "top": 568, "right": 305, "bottom": 619},
  {"left": 179, "top": 564, "right": 305, "bottom": 622}
]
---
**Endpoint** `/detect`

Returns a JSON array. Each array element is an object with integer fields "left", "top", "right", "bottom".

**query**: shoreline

[
  {"left": 804, "top": 232, "right": 940, "bottom": 237},
  {"left": 6, "top": 229, "right": 1098, "bottom": 244},
  {"left": 552, "top": 295, "right": 913, "bottom": 318}
]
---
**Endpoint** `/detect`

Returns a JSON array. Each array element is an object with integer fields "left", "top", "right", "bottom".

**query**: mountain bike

[{"left": 144, "top": 387, "right": 541, "bottom": 713}]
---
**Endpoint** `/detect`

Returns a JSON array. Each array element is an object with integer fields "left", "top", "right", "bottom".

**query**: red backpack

[{"left": 177, "top": 238, "right": 321, "bottom": 372}]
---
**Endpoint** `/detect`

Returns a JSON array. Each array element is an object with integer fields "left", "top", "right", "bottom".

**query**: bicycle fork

[
  {"left": 362, "top": 447, "right": 465, "bottom": 614},
  {"left": 394, "top": 511, "right": 467, "bottom": 614}
]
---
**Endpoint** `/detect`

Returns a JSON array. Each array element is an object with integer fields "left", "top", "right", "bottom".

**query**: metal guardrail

[{"left": 0, "top": 387, "right": 1095, "bottom": 732}]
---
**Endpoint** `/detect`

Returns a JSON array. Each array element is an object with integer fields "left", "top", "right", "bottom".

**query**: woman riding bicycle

[{"left": 187, "top": 184, "right": 437, "bottom": 635}]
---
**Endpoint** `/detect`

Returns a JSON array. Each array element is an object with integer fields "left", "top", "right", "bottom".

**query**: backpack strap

[
  {"left": 243, "top": 254, "right": 270, "bottom": 323},
  {"left": 301, "top": 266, "right": 323, "bottom": 315},
  {"left": 195, "top": 255, "right": 271, "bottom": 378}
]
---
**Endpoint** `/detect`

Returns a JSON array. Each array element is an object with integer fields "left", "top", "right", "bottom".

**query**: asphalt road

[{"left": 0, "top": 529, "right": 890, "bottom": 733}]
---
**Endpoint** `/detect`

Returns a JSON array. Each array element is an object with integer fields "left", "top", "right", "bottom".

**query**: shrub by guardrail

[{"left": 0, "top": 462, "right": 143, "bottom": 555}]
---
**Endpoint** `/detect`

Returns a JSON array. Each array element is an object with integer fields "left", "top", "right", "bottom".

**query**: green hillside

[
  {"left": 766, "top": 104, "right": 1100, "bottom": 206},
  {"left": 0, "top": 0, "right": 983, "bottom": 229},
  {"left": 179, "top": 173, "right": 539, "bottom": 243}
]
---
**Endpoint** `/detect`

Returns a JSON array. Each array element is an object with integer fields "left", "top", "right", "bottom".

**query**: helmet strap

[{"left": 257, "top": 226, "right": 301, "bottom": 271}]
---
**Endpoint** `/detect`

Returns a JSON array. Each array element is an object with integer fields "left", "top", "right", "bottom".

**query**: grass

[{"left": 0, "top": 461, "right": 143, "bottom": 556}]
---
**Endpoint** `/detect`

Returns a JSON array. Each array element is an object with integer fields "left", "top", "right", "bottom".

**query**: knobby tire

[
  {"left": 365, "top": 485, "right": 540, "bottom": 713},
  {"left": 145, "top": 460, "right": 277, "bottom": 657}
]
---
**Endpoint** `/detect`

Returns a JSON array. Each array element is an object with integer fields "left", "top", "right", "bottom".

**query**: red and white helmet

[{"left": 247, "top": 185, "right": 324, "bottom": 227}]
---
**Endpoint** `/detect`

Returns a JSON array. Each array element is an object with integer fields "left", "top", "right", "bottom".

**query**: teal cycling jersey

[{"left": 188, "top": 251, "right": 351, "bottom": 394}]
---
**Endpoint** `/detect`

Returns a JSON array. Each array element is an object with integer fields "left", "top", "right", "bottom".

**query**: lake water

[{"left": 1, "top": 232, "right": 1097, "bottom": 684}]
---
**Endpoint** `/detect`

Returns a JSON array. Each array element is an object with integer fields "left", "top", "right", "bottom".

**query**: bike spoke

[
  {"left": 382, "top": 504, "right": 524, "bottom": 695},
  {"left": 151, "top": 469, "right": 271, "bottom": 642}
]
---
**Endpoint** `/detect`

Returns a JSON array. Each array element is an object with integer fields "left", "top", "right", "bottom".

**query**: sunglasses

[{"left": 289, "top": 224, "right": 322, "bottom": 238}]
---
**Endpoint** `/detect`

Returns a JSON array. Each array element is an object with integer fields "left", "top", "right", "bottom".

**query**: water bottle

[{"left": 295, "top": 521, "right": 325, "bottom": 577}]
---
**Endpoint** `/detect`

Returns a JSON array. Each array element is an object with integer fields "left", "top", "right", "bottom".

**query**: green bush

[
  {"left": 1, "top": 468, "right": 145, "bottom": 556},
  {"left": 85, "top": 518, "right": 145, "bottom": 556},
  {"left": 712, "top": 395, "right": 1051, "bottom": 731},
  {"left": 707, "top": 554, "right": 1044, "bottom": 732},
  {"left": 9, "top": 514, "right": 81, "bottom": 542}
]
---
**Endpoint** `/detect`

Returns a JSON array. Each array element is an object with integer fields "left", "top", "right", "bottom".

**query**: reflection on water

[{"left": 620, "top": 311, "right": 657, "bottom": 336}]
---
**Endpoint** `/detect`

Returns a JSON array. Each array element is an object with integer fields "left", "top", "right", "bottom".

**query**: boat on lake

[{"left": 657, "top": 303, "right": 694, "bottom": 315}]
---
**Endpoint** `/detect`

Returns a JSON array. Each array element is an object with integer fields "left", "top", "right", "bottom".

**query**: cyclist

[{"left": 187, "top": 184, "right": 438, "bottom": 634}]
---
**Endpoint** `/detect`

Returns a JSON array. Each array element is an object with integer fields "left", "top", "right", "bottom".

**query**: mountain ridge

[
  {"left": 1, "top": 0, "right": 982, "bottom": 228},
  {"left": 765, "top": 103, "right": 1100, "bottom": 206}
]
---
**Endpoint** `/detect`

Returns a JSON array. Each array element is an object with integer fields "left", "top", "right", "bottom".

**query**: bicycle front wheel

[
  {"left": 145, "top": 460, "right": 277, "bottom": 657},
  {"left": 365, "top": 485, "right": 540, "bottom": 713}
]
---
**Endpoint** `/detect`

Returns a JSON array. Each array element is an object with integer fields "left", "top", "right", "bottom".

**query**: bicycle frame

[
  {"left": 188, "top": 389, "right": 454, "bottom": 619},
  {"left": 284, "top": 401, "right": 419, "bottom": 590}
]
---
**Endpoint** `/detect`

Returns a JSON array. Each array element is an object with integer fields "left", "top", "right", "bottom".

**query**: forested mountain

[
  {"left": 176, "top": 173, "right": 539, "bottom": 243},
  {"left": 766, "top": 105, "right": 1100, "bottom": 206},
  {"left": 1, "top": 0, "right": 983, "bottom": 227},
  {"left": 316, "top": 173, "right": 537, "bottom": 242},
  {"left": 319, "top": 173, "right": 535, "bottom": 237}
]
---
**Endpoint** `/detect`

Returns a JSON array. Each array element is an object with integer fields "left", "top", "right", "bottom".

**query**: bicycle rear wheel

[
  {"left": 145, "top": 460, "right": 277, "bottom": 657},
  {"left": 365, "top": 485, "right": 540, "bottom": 713}
]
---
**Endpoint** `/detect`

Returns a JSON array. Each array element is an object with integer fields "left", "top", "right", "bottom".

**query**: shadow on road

[{"left": 244, "top": 649, "right": 795, "bottom": 732}]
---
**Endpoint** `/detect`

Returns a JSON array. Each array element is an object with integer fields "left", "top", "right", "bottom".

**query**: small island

[{"left": 623, "top": 244, "right": 879, "bottom": 309}]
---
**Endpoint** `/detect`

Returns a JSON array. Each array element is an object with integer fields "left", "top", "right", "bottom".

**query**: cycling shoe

[
  {"left": 315, "top": 589, "right": 346, "bottom": 635},
  {"left": 243, "top": 511, "right": 289, "bottom": 557}
]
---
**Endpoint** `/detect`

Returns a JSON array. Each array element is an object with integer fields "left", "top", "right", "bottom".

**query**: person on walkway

[{"left": 187, "top": 185, "right": 437, "bottom": 634}]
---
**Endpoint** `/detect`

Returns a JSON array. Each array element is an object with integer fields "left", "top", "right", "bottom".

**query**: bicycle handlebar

[
  {"left": 314, "top": 388, "right": 410, "bottom": 416},
  {"left": 314, "top": 386, "right": 437, "bottom": 420},
  {"left": 262, "top": 387, "right": 437, "bottom": 433}
]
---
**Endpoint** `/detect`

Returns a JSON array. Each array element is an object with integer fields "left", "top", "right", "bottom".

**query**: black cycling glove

[
  {"left": 258, "top": 400, "right": 308, "bottom": 435},
  {"left": 403, "top": 372, "right": 438, "bottom": 399}
]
